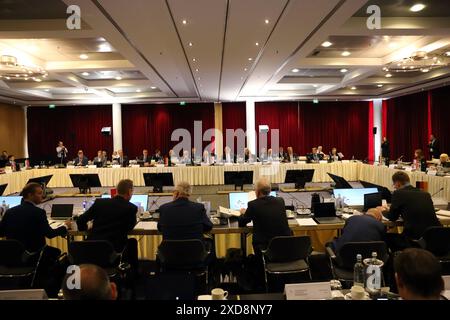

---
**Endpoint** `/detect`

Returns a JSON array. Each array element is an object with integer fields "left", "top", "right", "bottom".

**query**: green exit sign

[
  {"left": 49, "top": 104, "right": 56, "bottom": 109},
  {"left": 179, "top": 101, "right": 186, "bottom": 106}
]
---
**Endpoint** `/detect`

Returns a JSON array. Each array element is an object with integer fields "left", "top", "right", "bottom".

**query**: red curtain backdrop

[
  {"left": 385, "top": 91, "right": 428, "bottom": 161},
  {"left": 255, "top": 101, "right": 370, "bottom": 159},
  {"left": 430, "top": 85, "right": 450, "bottom": 156},
  {"left": 222, "top": 102, "right": 247, "bottom": 153},
  {"left": 27, "top": 105, "right": 113, "bottom": 162},
  {"left": 368, "top": 101, "right": 374, "bottom": 162},
  {"left": 122, "top": 103, "right": 214, "bottom": 158},
  {"left": 382, "top": 100, "right": 388, "bottom": 138}
]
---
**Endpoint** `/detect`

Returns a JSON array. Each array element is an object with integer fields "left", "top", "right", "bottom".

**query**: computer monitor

[
  {"left": 69, "top": 174, "right": 102, "bottom": 194},
  {"left": 0, "top": 184, "right": 7, "bottom": 196},
  {"left": 224, "top": 171, "right": 254, "bottom": 191},
  {"left": 359, "top": 180, "right": 392, "bottom": 203},
  {"left": 143, "top": 173, "right": 174, "bottom": 193},
  {"left": 313, "top": 202, "right": 336, "bottom": 218},
  {"left": 93, "top": 161, "right": 104, "bottom": 168},
  {"left": 327, "top": 173, "right": 353, "bottom": 189},
  {"left": 101, "top": 194, "right": 149, "bottom": 211},
  {"left": 0, "top": 196, "right": 22, "bottom": 208},
  {"left": 364, "top": 192, "right": 382, "bottom": 211},
  {"left": 26, "top": 175, "right": 53, "bottom": 188},
  {"left": 284, "top": 169, "right": 315, "bottom": 189},
  {"left": 0, "top": 159, "right": 7, "bottom": 168},
  {"left": 50, "top": 204, "right": 74, "bottom": 220},
  {"left": 332, "top": 188, "right": 379, "bottom": 206},
  {"left": 228, "top": 191, "right": 276, "bottom": 210}
]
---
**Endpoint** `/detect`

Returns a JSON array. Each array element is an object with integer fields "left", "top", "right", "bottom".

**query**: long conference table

[{"left": 1, "top": 162, "right": 449, "bottom": 259}]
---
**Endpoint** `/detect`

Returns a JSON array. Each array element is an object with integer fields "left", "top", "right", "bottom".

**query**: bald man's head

[
  {"left": 255, "top": 177, "right": 271, "bottom": 198},
  {"left": 62, "top": 264, "right": 117, "bottom": 300},
  {"left": 366, "top": 208, "right": 382, "bottom": 221}
]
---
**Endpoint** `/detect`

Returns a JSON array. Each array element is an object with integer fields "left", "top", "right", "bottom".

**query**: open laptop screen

[
  {"left": 333, "top": 188, "right": 378, "bottom": 206},
  {"left": 0, "top": 196, "right": 22, "bottom": 209},
  {"left": 229, "top": 191, "right": 276, "bottom": 210},
  {"left": 101, "top": 194, "right": 149, "bottom": 211}
]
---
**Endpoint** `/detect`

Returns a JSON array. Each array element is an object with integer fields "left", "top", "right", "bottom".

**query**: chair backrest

[
  {"left": 337, "top": 241, "right": 388, "bottom": 269},
  {"left": 68, "top": 240, "right": 118, "bottom": 268},
  {"left": 0, "top": 240, "right": 27, "bottom": 267},
  {"left": 265, "top": 236, "right": 311, "bottom": 263},
  {"left": 158, "top": 239, "right": 207, "bottom": 269},
  {"left": 422, "top": 227, "right": 450, "bottom": 257}
]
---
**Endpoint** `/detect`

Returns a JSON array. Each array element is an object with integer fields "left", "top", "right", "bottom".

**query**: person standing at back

[
  {"left": 428, "top": 134, "right": 440, "bottom": 160},
  {"left": 381, "top": 137, "right": 390, "bottom": 165}
]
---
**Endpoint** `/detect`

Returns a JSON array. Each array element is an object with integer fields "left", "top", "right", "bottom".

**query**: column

[
  {"left": 245, "top": 99, "right": 256, "bottom": 154},
  {"left": 112, "top": 103, "right": 122, "bottom": 151},
  {"left": 22, "top": 105, "right": 29, "bottom": 158},
  {"left": 373, "top": 99, "right": 382, "bottom": 162},
  {"left": 214, "top": 102, "right": 223, "bottom": 159}
]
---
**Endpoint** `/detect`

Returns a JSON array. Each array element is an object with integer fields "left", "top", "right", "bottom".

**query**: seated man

[
  {"left": 76, "top": 179, "right": 138, "bottom": 269},
  {"left": 437, "top": 153, "right": 450, "bottom": 168},
  {"left": 138, "top": 149, "right": 151, "bottom": 166},
  {"left": 117, "top": 149, "right": 129, "bottom": 167},
  {"left": 379, "top": 171, "right": 441, "bottom": 251},
  {"left": 158, "top": 181, "right": 212, "bottom": 242},
  {"left": 394, "top": 248, "right": 444, "bottom": 300},
  {"left": 328, "top": 147, "right": 343, "bottom": 162},
  {"left": 93, "top": 150, "right": 105, "bottom": 166},
  {"left": 151, "top": 149, "right": 163, "bottom": 163},
  {"left": 179, "top": 150, "right": 190, "bottom": 164},
  {"left": 306, "top": 147, "right": 323, "bottom": 163},
  {"left": 284, "top": 147, "right": 296, "bottom": 163},
  {"left": 238, "top": 177, "right": 292, "bottom": 254},
  {"left": 223, "top": 146, "right": 235, "bottom": 164},
  {"left": 73, "top": 150, "right": 88, "bottom": 166},
  {"left": 62, "top": 264, "right": 117, "bottom": 300},
  {"left": 330, "top": 208, "right": 386, "bottom": 254}
]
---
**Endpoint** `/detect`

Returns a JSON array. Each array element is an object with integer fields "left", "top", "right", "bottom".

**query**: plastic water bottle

[
  {"left": 353, "top": 254, "right": 365, "bottom": 288},
  {"left": 336, "top": 195, "right": 342, "bottom": 210},
  {"left": 365, "top": 252, "right": 382, "bottom": 296},
  {"left": 82, "top": 200, "right": 87, "bottom": 212}
]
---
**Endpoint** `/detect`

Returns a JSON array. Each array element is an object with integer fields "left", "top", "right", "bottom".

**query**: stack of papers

[
  {"left": 296, "top": 218, "right": 317, "bottom": 226},
  {"left": 218, "top": 206, "right": 241, "bottom": 217},
  {"left": 436, "top": 210, "right": 450, "bottom": 218},
  {"left": 134, "top": 221, "right": 158, "bottom": 230}
]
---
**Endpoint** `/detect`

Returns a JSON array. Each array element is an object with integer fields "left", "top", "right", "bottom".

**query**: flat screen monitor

[
  {"left": 0, "top": 196, "right": 22, "bottom": 209},
  {"left": 284, "top": 169, "right": 315, "bottom": 189},
  {"left": 101, "top": 194, "right": 149, "bottom": 211},
  {"left": 332, "top": 188, "right": 379, "bottom": 206},
  {"left": 143, "top": 173, "right": 174, "bottom": 193},
  {"left": 364, "top": 192, "right": 382, "bottom": 211},
  {"left": 228, "top": 191, "right": 276, "bottom": 210},
  {"left": 224, "top": 171, "right": 253, "bottom": 190},
  {"left": 0, "top": 184, "right": 7, "bottom": 196},
  {"left": 328, "top": 173, "right": 353, "bottom": 189},
  {"left": 26, "top": 175, "right": 53, "bottom": 187},
  {"left": 359, "top": 180, "right": 392, "bottom": 203},
  {"left": 50, "top": 204, "right": 74, "bottom": 219},
  {"left": 69, "top": 174, "right": 102, "bottom": 194}
]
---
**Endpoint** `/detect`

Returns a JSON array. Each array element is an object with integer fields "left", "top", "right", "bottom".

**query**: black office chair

[
  {"left": 261, "top": 236, "right": 312, "bottom": 292},
  {"left": 157, "top": 239, "right": 210, "bottom": 292},
  {"left": 0, "top": 240, "right": 41, "bottom": 290},
  {"left": 326, "top": 241, "right": 388, "bottom": 288},
  {"left": 416, "top": 227, "right": 450, "bottom": 273}
]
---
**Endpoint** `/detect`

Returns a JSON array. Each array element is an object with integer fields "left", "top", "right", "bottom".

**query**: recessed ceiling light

[
  {"left": 341, "top": 51, "right": 351, "bottom": 57},
  {"left": 34, "top": 78, "right": 42, "bottom": 82},
  {"left": 248, "top": 57, "right": 253, "bottom": 61},
  {"left": 350, "top": 86, "right": 356, "bottom": 90},
  {"left": 192, "top": 58, "right": 196, "bottom": 62},
  {"left": 115, "top": 76, "right": 122, "bottom": 80},
  {"left": 264, "top": 19, "right": 269, "bottom": 24},
  {"left": 255, "top": 42, "right": 259, "bottom": 46},
  {"left": 151, "top": 86, "right": 156, "bottom": 89},
  {"left": 195, "top": 68, "right": 199, "bottom": 72},
  {"left": 44, "top": 89, "right": 50, "bottom": 92},
  {"left": 5, "top": 76, "right": 10, "bottom": 80},
  {"left": 79, "top": 54, "right": 88, "bottom": 60},
  {"left": 291, "top": 68, "right": 300, "bottom": 73},
  {"left": 377, "top": 84, "right": 383, "bottom": 88},
  {"left": 188, "top": 42, "right": 193, "bottom": 47},
  {"left": 313, "top": 84, "right": 318, "bottom": 88},
  {"left": 340, "top": 68, "right": 348, "bottom": 73},
  {"left": 321, "top": 41, "right": 332, "bottom": 47},
  {"left": 385, "top": 73, "right": 392, "bottom": 78},
  {"left": 82, "top": 72, "right": 90, "bottom": 76},
  {"left": 410, "top": 4, "right": 426, "bottom": 12},
  {"left": 182, "top": 19, "right": 187, "bottom": 24},
  {"left": 197, "top": 77, "right": 201, "bottom": 80},
  {"left": 421, "top": 68, "right": 430, "bottom": 72},
  {"left": 98, "top": 43, "right": 112, "bottom": 52},
  {"left": 244, "top": 68, "right": 248, "bottom": 71},
  {"left": 136, "top": 89, "right": 141, "bottom": 93}
]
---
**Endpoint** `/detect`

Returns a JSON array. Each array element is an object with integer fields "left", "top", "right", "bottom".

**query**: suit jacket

[
  {"left": 138, "top": 155, "right": 151, "bottom": 163},
  {"left": 73, "top": 156, "right": 88, "bottom": 166},
  {"left": 384, "top": 185, "right": 441, "bottom": 239},
  {"left": 284, "top": 153, "right": 297, "bottom": 163},
  {"left": 157, "top": 197, "right": 212, "bottom": 240},
  {"left": 0, "top": 201, "right": 67, "bottom": 252},
  {"left": 429, "top": 139, "right": 440, "bottom": 159},
  {"left": 118, "top": 156, "right": 129, "bottom": 167},
  {"left": 332, "top": 215, "right": 386, "bottom": 253},
  {"left": 306, "top": 153, "right": 323, "bottom": 163},
  {"left": 381, "top": 141, "right": 390, "bottom": 158},
  {"left": 76, "top": 196, "right": 137, "bottom": 252},
  {"left": 238, "top": 196, "right": 292, "bottom": 250},
  {"left": 152, "top": 154, "right": 163, "bottom": 163}
]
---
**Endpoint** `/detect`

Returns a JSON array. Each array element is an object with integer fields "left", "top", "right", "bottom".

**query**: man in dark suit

[
  {"left": 152, "top": 149, "right": 163, "bottom": 163},
  {"left": 76, "top": 179, "right": 138, "bottom": 268},
  {"left": 117, "top": 149, "right": 129, "bottom": 167},
  {"left": 238, "top": 177, "right": 292, "bottom": 254},
  {"left": 379, "top": 171, "right": 441, "bottom": 251},
  {"left": 158, "top": 181, "right": 212, "bottom": 241},
  {"left": 428, "top": 134, "right": 440, "bottom": 160},
  {"left": 306, "top": 147, "right": 323, "bottom": 163},
  {"left": 223, "top": 146, "right": 235, "bottom": 164},
  {"left": 330, "top": 208, "right": 386, "bottom": 254},
  {"left": 138, "top": 149, "right": 151, "bottom": 166},
  {"left": 73, "top": 150, "right": 88, "bottom": 166},
  {"left": 0, "top": 182, "right": 69, "bottom": 252}
]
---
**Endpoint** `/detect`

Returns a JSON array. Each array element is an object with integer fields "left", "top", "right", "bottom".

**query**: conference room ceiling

[{"left": 0, "top": 0, "right": 449, "bottom": 106}]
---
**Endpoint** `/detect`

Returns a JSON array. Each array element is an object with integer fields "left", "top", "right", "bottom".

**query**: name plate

[
  {"left": 131, "top": 164, "right": 140, "bottom": 168},
  {"left": 88, "top": 165, "right": 97, "bottom": 169},
  {"left": 66, "top": 165, "right": 75, "bottom": 169},
  {"left": 112, "top": 164, "right": 121, "bottom": 168},
  {"left": 224, "top": 162, "right": 233, "bottom": 166},
  {"left": 341, "top": 160, "right": 350, "bottom": 163},
  {"left": 176, "top": 163, "right": 186, "bottom": 167},
  {"left": 389, "top": 164, "right": 396, "bottom": 169},
  {"left": 405, "top": 167, "right": 413, "bottom": 172},
  {"left": 285, "top": 282, "right": 331, "bottom": 300},
  {"left": 427, "top": 170, "right": 437, "bottom": 176}
]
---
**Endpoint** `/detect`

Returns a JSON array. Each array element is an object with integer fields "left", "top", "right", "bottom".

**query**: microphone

[
  {"left": 395, "top": 155, "right": 404, "bottom": 163},
  {"left": 431, "top": 187, "right": 444, "bottom": 198}
]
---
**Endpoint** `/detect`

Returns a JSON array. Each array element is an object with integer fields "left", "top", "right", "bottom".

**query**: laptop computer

[
  {"left": 364, "top": 192, "right": 382, "bottom": 211},
  {"left": 0, "top": 184, "right": 7, "bottom": 196},
  {"left": 313, "top": 202, "right": 343, "bottom": 224},
  {"left": 50, "top": 204, "right": 73, "bottom": 220},
  {"left": 0, "top": 289, "right": 48, "bottom": 300},
  {"left": 228, "top": 191, "right": 277, "bottom": 210}
]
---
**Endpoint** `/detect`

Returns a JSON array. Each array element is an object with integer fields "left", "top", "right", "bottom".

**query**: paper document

[
  {"left": 296, "top": 218, "right": 317, "bottom": 226},
  {"left": 437, "top": 210, "right": 450, "bottom": 217},
  {"left": 218, "top": 206, "right": 241, "bottom": 217},
  {"left": 135, "top": 221, "right": 158, "bottom": 230},
  {"left": 285, "top": 282, "right": 331, "bottom": 300}
]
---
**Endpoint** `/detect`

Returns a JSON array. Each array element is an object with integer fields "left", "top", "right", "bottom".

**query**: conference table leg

[{"left": 241, "top": 233, "right": 247, "bottom": 256}]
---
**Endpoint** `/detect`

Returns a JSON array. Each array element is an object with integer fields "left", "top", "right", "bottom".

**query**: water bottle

[
  {"left": 82, "top": 200, "right": 87, "bottom": 212},
  {"left": 365, "top": 252, "right": 382, "bottom": 297},
  {"left": 353, "top": 254, "right": 365, "bottom": 288},
  {"left": 336, "top": 195, "right": 342, "bottom": 210}
]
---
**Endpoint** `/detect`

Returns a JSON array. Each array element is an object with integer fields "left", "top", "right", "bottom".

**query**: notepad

[
  {"left": 437, "top": 210, "right": 450, "bottom": 217},
  {"left": 135, "top": 221, "right": 158, "bottom": 230},
  {"left": 296, "top": 218, "right": 317, "bottom": 226}
]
